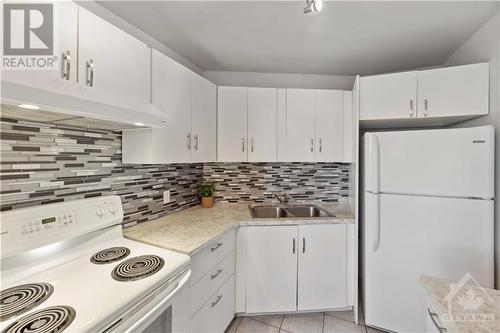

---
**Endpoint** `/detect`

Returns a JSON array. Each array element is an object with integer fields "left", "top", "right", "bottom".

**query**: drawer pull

[
  {"left": 210, "top": 268, "right": 223, "bottom": 280},
  {"left": 428, "top": 309, "right": 447, "bottom": 332},
  {"left": 210, "top": 242, "right": 223, "bottom": 252},
  {"left": 211, "top": 294, "right": 223, "bottom": 308}
]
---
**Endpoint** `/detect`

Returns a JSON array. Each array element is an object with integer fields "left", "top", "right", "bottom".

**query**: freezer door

[
  {"left": 364, "top": 126, "right": 494, "bottom": 198},
  {"left": 363, "top": 193, "right": 494, "bottom": 333}
]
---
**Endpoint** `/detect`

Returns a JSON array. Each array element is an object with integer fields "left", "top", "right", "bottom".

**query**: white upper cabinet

[
  {"left": 315, "top": 90, "right": 344, "bottom": 162},
  {"left": 217, "top": 86, "right": 248, "bottom": 162},
  {"left": 360, "top": 71, "right": 418, "bottom": 120},
  {"left": 152, "top": 49, "right": 192, "bottom": 163},
  {"left": 360, "top": 63, "right": 489, "bottom": 127},
  {"left": 2, "top": 1, "right": 78, "bottom": 91},
  {"left": 247, "top": 88, "right": 277, "bottom": 162},
  {"left": 77, "top": 6, "right": 150, "bottom": 112},
  {"left": 297, "top": 224, "right": 347, "bottom": 311},
  {"left": 417, "top": 63, "right": 489, "bottom": 118},
  {"left": 191, "top": 74, "right": 217, "bottom": 162},
  {"left": 286, "top": 89, "right": 316, "bottom": 162}
]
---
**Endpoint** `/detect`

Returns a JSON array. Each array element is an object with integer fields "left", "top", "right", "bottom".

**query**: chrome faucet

[{"left": 273, "top": 193, "right": 289, "bottom": 204}]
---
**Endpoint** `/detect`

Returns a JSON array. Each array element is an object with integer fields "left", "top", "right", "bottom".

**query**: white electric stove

[{"left": 0, "top": 196, "right": 191, "bottom": 333}]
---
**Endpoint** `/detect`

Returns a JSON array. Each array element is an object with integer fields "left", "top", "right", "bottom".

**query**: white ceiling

[{"left": 98, "top": 1, "right": 499, "bottom": 76}]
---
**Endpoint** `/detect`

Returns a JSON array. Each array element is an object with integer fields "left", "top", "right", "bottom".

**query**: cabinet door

[
  {"left": 78, "top": 7, "right": 150, "bottom": 112},
  {"left": 360, "top": 71, "right": 417, "bottom": 120},
  {"left": 417, "top": 63, "right": 489, "bottom": 118},
  {"left": 2, "top": 1, "right": 78, "bottom": 91},
  {"left": 217, "top": 86, "right": 248, "bottom": 162},
  {"left": 342, "top": 91, "right": 353, "bottom": 163},
  {"left": 191, "top": 74, "right": 216, "bottom": 162},
  {"left": 248, "top": 88, "right": 277, "bottom": 162},
  {"left": 298, "top": 224, "right": 347, "bottom": 311},
  {"left": 246, "top": 226, "right": 297, "bottom": 313},
  {"left": 315, "top": 90, "right": 344, "bottom": 162},
  {"left": 286, "top": 89, "right": 315, "bottom": 162}
]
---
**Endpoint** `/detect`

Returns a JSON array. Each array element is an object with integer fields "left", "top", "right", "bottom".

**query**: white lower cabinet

[
  {"left": 297, "top": 224, "right": 347, "bottom": 310},
  {"left": 246, "top": 226, "right": 298, "bottom": 313},
  {"left": 190, "top": 231, "right": 236, "bottom": 333},
  {"left": 190, "top": 276, "right": 235, "bottom": 333},
  {"left": 243, "top": 224, "right": 348, "bottom": 314}
]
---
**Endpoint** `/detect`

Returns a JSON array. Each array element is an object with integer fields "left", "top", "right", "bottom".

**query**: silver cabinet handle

[
  {"left": 292, "top": 238, "right": 296, "bottom": 254},
  {"left": 211, "top": 294, "right": 223, "bottom": 308},
  {"left": 250, "top": 138, "right": 254, "bottom": 153},
  {"left": 186, "top": 133, "right": 191, "bottom": 150},
  {"left": 194, "top": 134, "right": 199, "bottom": 151},
  {"left": 319, "top": 139, "right": 322, "bottom": 153},
  {"left": 310, "top": 138, "right": 314, "bottom": 152},
  {"left": 428, "top": 309, "right": 447, "bottom": 332},
  {"left": 62, "top": 50, "right": 71, "bottom": 80},
  {"left": 210, "top": 242, "right": 223, "bottom": 252},
  {"left": 424, "top": 99, "right": 429, "bottom": 117},
  {"left": 242, "top": 138, "right": 245, "bottom": 152},
  {"left": 409, "top": 99, "right": 413, "bottom": 118},
  {"left": 210, "top": 268, "right": 223, "bottom": 280},
  {"left": 86, "top": 59, "right": 94, "bottom": 87},
  {"left": 302, "top": 237, "right": 305, "bottom": 253}
]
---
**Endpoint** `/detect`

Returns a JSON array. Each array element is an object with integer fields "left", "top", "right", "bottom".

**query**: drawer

[
  {"left": 191, "top": 252, "right": 235, "bottom": 316},
  {"left": 191, "top": 230, "right": 235, "bottom": 284},
  {"left": 190, "top": 275, "right": 235, "bottom": 333}
]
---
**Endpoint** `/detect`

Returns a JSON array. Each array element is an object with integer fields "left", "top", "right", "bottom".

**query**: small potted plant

[{"left": 198, "top": 183, "right": 215, "bottom": 208}]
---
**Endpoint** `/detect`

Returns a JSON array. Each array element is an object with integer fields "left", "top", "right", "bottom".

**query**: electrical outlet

[{"left": 163, "top": 190, "right": 171, "bottom": 204}]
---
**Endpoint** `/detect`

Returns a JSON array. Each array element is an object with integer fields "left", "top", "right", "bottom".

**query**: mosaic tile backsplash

[
  {"left": 203, "top": 162, "right": 349, "bottom": 203},
  {"left": 0, "top": 117, "right": 203, "bottom": 227},
  {"left": 0, "top": 117, "right": 350, "bottom": 227}
]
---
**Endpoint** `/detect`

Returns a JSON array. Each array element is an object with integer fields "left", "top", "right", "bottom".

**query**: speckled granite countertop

[
  {"left": 123, "top": 202, "right": 354, "bottom": 255},
  {"left": 420, "top": 275, "right": 500, "bottom": 333}
]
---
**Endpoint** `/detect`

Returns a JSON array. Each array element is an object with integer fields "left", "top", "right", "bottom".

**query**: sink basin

[
  {"left": 249, "top": 205, "right": 334, "bottom": 219},
  {"left": 285, "top": 206, "right": 334, "bottom": 218},
  {"left": 249, "top": 206, "right": 291, "bottom": 218}
]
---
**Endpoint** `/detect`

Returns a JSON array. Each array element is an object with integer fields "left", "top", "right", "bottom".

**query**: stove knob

[
  {"left": 96, "top": 206, "right": 105, "bottom": 217},
  {"left": 109, "top": 203, "right": 117, "bottom": 215}
]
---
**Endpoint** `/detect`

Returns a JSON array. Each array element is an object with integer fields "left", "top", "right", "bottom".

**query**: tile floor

[{"left": 225, "top": 308, "right": 385, "bottom": 333}]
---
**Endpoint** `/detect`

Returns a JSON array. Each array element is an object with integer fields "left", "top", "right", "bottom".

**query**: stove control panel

[{"left": 21, "top": 211, "right": 77, "bottom": 235}]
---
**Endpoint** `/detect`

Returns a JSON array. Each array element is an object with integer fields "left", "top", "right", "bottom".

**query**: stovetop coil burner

[
  {"left": 0, "top": 283, "right": 53, "bottom": 322},
  {"left": 90, "top": 246, "right": 130, "bottom": 264},
  {"left": 1, "top": 306, "right": 75, "bottom": 333},
  {"left": 111, "top": 255, "right": 164, "bottom": 282}
]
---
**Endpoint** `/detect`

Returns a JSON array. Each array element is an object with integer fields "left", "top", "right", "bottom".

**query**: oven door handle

[{"left": 120, "top": 269, "right": 191, "bottom": 333}]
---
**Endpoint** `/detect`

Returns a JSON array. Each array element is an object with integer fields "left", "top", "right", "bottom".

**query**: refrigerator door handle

[
  {"left": 371, "top": 134, "right": 380, "bottom": 193},
  {"left": 373, "top": 194, "right": 380, "bottom": 251}
]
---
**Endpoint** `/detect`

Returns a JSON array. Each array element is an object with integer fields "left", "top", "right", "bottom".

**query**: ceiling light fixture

[
  {"left": 18, "top": 104, "right": 40, "bottom": 110},
  {"left": 303, "top": 0, "right": 323, "bottom": 13},
  {"left": 133, "top": 122, "right": 145, "bottom": 126}
]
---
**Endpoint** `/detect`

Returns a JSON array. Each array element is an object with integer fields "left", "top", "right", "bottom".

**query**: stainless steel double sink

[{"left": 249, "top": 204, "right": 335, "bottom": 219}]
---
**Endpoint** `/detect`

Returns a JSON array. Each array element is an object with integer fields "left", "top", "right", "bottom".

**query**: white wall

[
  {"left": 443, "top": 10, "right": 500, "bottom": 287},
  {"left": 204, "top": 71, "right": 355, "bottom": 90},
  {"left": 79, "top": 1, "right": 203, "bottom": 75}
]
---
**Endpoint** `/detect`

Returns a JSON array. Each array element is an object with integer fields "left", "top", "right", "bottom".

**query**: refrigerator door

[
  {"left": 363, "top": 192, "right": 494, "bottom": 333},
  {"left": 364, "top": 126, "right": 494, "bottom": 199}
]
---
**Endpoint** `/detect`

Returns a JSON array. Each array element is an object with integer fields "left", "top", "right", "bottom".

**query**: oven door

[{"left": 114, "top": 269, "right": 191, "bottom": 333}]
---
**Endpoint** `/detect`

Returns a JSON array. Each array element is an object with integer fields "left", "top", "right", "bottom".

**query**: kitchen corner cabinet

[
  {"left": 286, "top": 89, "right": 349, "bottom": 162},
  {"left": 77, "top": 6, "right": 150, "bottom": 112},
  {"left": 122, "top": 53, "right": 216, "bottom": 164},
  {"left": 244, "top": 224, "right": 348, "bottom": 314},
  {"left": 360, "top": 63, "right": 489, "bottom": 126},
  {"left": 217, "top": 87, "right": 277, "bottom": 162}
]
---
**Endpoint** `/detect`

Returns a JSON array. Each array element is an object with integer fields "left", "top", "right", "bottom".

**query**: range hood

[{"left": 1, "top": 82, "right": 166, "bottom": 129}]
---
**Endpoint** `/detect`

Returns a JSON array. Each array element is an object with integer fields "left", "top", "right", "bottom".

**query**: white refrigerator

[{"left": 362, "top": 126, "right": 495, "bottom": 333}]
